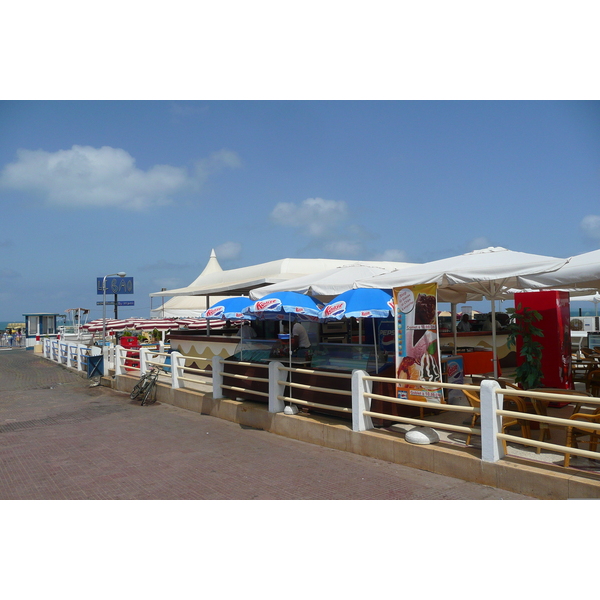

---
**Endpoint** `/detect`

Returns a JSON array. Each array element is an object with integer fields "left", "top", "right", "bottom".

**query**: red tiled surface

[{"left": 0, "top": 350, "right": 531, "bottom": 499}]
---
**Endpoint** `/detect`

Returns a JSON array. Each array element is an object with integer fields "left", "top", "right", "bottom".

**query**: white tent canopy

[
  {"left": 150, "top": 256, "right": 409, "bottom": 300},
  {"left": 356, "top": 247, "right": 570, "bottom": 377},
  {"left": 249, "top": 262, "right": 414, "bottom": 301},
  {"left": 356, "top": 247, "right": 569, "bottom": 303},
  {"left": 517, "top": 249, "right": 600, "bottom": 293}
]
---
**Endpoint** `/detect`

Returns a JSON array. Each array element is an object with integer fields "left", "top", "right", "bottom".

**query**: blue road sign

[{"left": 97, "top": 277, "right": 134, "bottom": 295}]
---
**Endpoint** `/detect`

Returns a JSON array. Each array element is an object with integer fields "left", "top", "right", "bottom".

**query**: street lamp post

[{"left": 102, "top": 272, "right": 126, "bottom": 345}]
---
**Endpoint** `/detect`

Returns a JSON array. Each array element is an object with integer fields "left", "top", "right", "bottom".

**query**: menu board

[{"left": 394, "top": 283, "right": 443, "bottom": 404}]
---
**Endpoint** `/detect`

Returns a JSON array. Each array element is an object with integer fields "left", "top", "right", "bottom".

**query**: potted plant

[{"left": 506, "top": 303, "right": 544, "bottom": 389}]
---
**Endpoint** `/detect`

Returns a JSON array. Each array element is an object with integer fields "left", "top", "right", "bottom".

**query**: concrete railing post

[
  {"left": 139, "top": 347, "right": 149, "bottom": 375},
  {"left": 352, "top": 369, "right": 373, "bottom": 432},
  {"left": 171, "top": 351, "right": 184, "bottom": 389},
  {"left": 114, "top": 346, "right": 125, "bottom": 376},
  {"left": 102, "top": 346, "right": 110, "bottom": 376},
  {"left": 77, "top": 345, "right": 84, "bottom": 371},
  {"left": 212, "top": 356, "right": 224, "bottom": 399},
  {"left": 269, "top": 361, "right": 286, "bottom": 413},
  {"left": 480, "top": 379, "right": 504, "bottom": 462}
]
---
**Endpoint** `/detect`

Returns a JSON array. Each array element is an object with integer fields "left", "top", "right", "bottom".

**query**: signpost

[
  {"left": 98, "top": 274, "right": 131, "bottom": 342},
  {"left": 96, "top": 301, "right": 135, "bottom": 306}
]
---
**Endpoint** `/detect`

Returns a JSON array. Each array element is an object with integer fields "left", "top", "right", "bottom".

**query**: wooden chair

[
  {"left": 584, "top": 368, "right": 600, "bottom": 397},
  {"left": 564, "top": 406, "right": 600, "bottom": 468},
  {"left": 463, "top": 388, "right": 531, "bottom": 453}
]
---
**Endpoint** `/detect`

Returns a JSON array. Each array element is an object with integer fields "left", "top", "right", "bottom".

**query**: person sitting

[{"left": 457, "top": 314, "right": 471, "bottom": 332}]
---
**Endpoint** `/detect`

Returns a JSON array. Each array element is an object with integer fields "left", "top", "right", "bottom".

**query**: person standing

[
  {"left": 283, "top": 320, "right": 311, "bottom": 359},
  {"left": 239, "top": 322, "right": 257, "bottom": 340},
  {"left": 457, "top": 314, "right": 471, "bottom": 332}
]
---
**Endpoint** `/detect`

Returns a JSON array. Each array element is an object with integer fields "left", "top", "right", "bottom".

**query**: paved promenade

[{"left": 0, "top": 350, "right": 532, "bottom": 499}]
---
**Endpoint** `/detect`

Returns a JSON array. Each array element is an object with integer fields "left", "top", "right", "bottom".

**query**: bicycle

[{"left": 130, "top": 366, "right": 162, "bottom": 405}]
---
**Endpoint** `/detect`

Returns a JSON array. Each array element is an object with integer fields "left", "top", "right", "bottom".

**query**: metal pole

[
  {"left": 101, "top": 272, "right": 126, "bottom": 346},
  {"left": 102, "top": 275, "right": 108, "bottom": 345}
]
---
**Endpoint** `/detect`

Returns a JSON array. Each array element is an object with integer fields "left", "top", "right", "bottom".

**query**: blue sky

[
  {"left": 1, "top": 100, "right": 599, "bottom": 321},
  {"left": 1, "top": 4, "right": 599, "bottom": 322}
]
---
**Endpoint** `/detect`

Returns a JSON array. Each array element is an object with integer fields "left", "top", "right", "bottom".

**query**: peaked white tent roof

[
  {"left": 150, "top": 256, "right": 404, "bottom": 300},
  {"left": 151, "top": 249, "right": 229, "bottom": 317},
  {"left": 250, "top": 262, "right": 414, "bottom": 301}
]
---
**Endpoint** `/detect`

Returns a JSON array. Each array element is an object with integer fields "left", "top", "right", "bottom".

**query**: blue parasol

[
  {"left": 320, "top": 288, "right": 394, "bottom": 320},
  {"left": 201, "top": 297, "right": 256, "bottom": 320},
  {"left": 244, "top": 291, "right": 324, "bottom": 321}
]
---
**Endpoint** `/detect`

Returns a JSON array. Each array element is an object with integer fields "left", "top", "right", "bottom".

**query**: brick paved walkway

[{"left": 0, "top": 350, "right": 532, "bottom": 499}]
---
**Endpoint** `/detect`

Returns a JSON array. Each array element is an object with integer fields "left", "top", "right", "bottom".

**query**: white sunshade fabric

[
  {"left": 149, "top": 258, "right": 413, "bottom": 299},
  {"left": 355, "top": 247, "right": 570, "bottom": 303},
  {"left": 517, "top": 249, "right": 600, "bottom": 293},
  {"left": 355, "top": 246, "right": 570, "bottom": 378},
  {"left": 249, "top": 263, "right": 411, "bottom": 301}
]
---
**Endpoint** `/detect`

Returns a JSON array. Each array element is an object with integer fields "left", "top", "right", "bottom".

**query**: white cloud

[
  {"left": 192, "top": 150, "right": 242, "bottom": 188},
  {"left": 0, "top": 145, "right": 241, "bottom": 211},
  {"left": 373, "top": 249, "right": 409, "bottom": 262},
  {"left": 270, "top": 197, "right": 349, "bottom": 238},
  {"left": 270, "top": 196, "right": 401, "bottom": 259},
  {"left": 581, "top": 215, "right": 600, "bottom": 241},
  {"left": 324, "top": 240, "right": 363, "bottom": 257},
  {"left": 215, "top": 241, "right": 242, "bottom": 260}
]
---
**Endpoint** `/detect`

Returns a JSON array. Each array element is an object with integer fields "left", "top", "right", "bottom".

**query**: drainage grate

[{"left": 0, "top": 404, "right": 126, "bottom": 434}]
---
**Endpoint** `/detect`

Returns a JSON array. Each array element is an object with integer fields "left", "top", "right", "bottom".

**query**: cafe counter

[{"left": 439, "top": 331, "right": 515, "bottom": 369}]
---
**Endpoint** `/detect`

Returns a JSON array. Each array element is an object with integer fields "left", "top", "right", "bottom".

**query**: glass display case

[
  {"left": 227, "top": 340, "right": 389, "bottom": 372},
  {"left": 228, "top": 339, "right": 282, "bottom": 363},
  {"left": 311, "top": 343, "right": 388, "bottom": 373}
]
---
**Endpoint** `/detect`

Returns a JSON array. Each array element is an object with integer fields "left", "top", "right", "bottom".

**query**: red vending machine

[{"left": 514, "top": 290, "right": 572, "bottom": 389}]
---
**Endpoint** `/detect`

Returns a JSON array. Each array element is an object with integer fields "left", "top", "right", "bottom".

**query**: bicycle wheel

[
  {"left": 131, "top": 372, "right": 153, "bottom": 400},
  {"left": 141, "top": 372, "right": 159, "bottom": 405},
  {"left": 130, "top": 374, "right": 148, "bottom": 399}
]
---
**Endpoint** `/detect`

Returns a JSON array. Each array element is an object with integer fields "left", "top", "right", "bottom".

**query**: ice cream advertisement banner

[{"left": 394, "top": 283, "right": 443, "bottom": 404}]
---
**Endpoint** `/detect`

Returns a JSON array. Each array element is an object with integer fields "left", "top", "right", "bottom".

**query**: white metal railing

[
  {"left": 42, "top": 338, "right": 99, "bottom": 373},
  {"left": 276, "top": 365, "right": 352, "bottom": 414},
  {"left": 216, "top": 360, "right": 270, "bottom": 399},
  {"left": 40, "top": 343, "right": 600, "bottom": 471},
  {"left": 113, "top": 346, "right": 210, "bottom": 390},
  {"left": 497, "top": 387, "right": 600, "bottom": 463},
  {"left": 357, "top": 372, "right": 600, "bottom": 466}
]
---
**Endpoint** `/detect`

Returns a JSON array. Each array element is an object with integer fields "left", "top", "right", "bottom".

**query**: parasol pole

[
  {"left": 372, "top": 318, "right": 379, "bottom": 372},
  {"left": 451, "top": 303, "right": 457, "bottom": 354},
  {"left": 491, "top": 298, "right": 498, "bottom": 378}
]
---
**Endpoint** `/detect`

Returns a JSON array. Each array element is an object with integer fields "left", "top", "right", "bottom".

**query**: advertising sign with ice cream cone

[{"left": 394, "top": 283, "right": 443, "bottom": 403}]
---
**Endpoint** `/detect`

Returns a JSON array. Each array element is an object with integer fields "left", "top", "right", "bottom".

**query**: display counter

[{"left": 439, "top": 331, "right": 514, "bottom": 368}]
